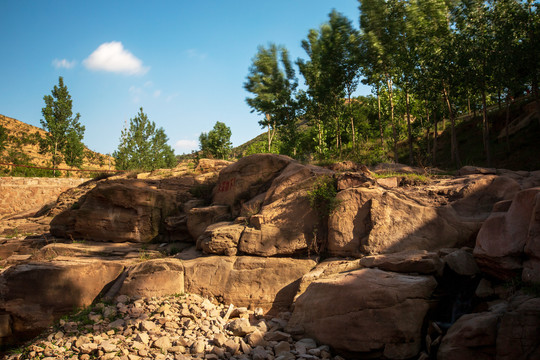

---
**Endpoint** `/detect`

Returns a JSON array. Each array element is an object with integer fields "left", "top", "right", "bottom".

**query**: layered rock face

[{"left": 2, "top": 157, "right": 540, "bottom": 359}]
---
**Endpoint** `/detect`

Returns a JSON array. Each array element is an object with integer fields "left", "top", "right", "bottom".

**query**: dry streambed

[{"left": 1, "top": 293, "right": 336, "bottom": 360}]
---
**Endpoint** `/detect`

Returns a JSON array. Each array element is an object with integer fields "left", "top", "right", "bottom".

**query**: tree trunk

[
  {"left": 387, "top": 77, "right": 398, "bottom": 163},
  {"left": 425, "top": 102, "right": 431, "bottom": 159},
  {"left": 405, "top": 89, "right": 413, "bottom": 165},
  {"left": 433, "top": 112, "right": 438, "bottom": 165},
  {"left": 348, "top": 94, "right": 355, "bottom": 148},
  {"left": 442, "top": 86, "right": 460, "bottom": 168},
  {"left": 481, "top": 89, "right": 491, "bottom": 167},
  {"left": 377, "top": 84, "right": 383, "bottom": 147},
  {"left": 505, "top": 96, "right": 511, "bottom": 153}
]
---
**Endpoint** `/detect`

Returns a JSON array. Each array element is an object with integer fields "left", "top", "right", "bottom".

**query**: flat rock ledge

[{"left": 0, "top": 293, "right": 340, "bottom": 360}]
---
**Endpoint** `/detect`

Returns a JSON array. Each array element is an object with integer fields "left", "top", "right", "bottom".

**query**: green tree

[
  {"left": 244, "top": 44, "right": 298, "bottom": 152},
  {"left": 114, "top": 107, "right": 176, "bottom": 171},
  {"left": 0, "top": 124, "right": 7, "bottom": 153},
  {"left": 199, "top": 121, "right": 232, "bottom": 159},
  {"left": 40, "top": 76, "right": 85, "bottom": 173}
]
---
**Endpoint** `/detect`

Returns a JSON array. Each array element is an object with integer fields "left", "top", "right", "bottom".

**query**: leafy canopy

[
  {"left": 114, "top": 107, "right": 176, "bottom": 171},
  {"left": 199, "top": 121, "right": 232, "bottom": 159},
  {"left": 40, "top": 76, "right": 85, "bottom": 169}
]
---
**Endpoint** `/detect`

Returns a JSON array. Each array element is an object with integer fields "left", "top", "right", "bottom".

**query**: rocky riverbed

[{"left": 1, "top": 293, "right": 336, "bottom": 360}]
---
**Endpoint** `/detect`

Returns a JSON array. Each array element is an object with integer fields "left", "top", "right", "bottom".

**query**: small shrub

[{"left": 308, "top": 176, "right": 340, "bottom": 218}]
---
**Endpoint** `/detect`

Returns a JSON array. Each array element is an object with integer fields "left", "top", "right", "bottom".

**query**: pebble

[{"left": 1, "top": 293, "right": 340, "bottom": 360}]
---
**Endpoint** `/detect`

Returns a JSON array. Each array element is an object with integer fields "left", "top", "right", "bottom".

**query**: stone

[
  {"left": 118, "top": 259, "right": 184, "bottom": 298},
  {"left": 186, "top": 205, "right": 231, "bottom": 240},
  {"left": 0, "top": 260, "right": 123, "bottom": 339},
  {"left": 359, "top": 250, "right": 444, "bottom": 274},
  {"left": 336, "top": 172, "right": 375, "bottom": 190},
  {"left": 288, "top": 268, "right": 437, "bottom": 359},
  {"left": 212, "top": 332, "right": 227, "bottom": 347},
  {"left": 135, "top": 332, "right": 149, "bottom": 345},
  {"left": 183, "top": 256, "right": 315, "bottom": 313},
  {"left": 0, "top": 314, "right": 12, "bottom": 337},
  {"left": 153, "top": 336, "right": 172, "bottom": 352},
  {"left": 212, "top": 154, "right": 293, "bottom": 210},
  {"left": 238, "top": 162, "right": 329, "bottom": 256},
  {"left": 197, "top": 222, "right": 244, "bottom": 256},
  {"left": 474, "top": 187, "right": 540, "bottom": 279},
  {"left": 328, "top": 187, "right": 478, "bottom": 256},
  {"left": 228, "top": 318, "right": 254, "bottom": 337},
  {"left": 247, "top": 329, "right": 268, "bottom": 348},
  {"left": 50, "top": 180, "right": 179, "bottom": 243},
  {"left": 443, "top": 249, "right": 480, "bottom": 276},
  {"left": 274, "top": 341, "right": 291, "bottom": 356}
]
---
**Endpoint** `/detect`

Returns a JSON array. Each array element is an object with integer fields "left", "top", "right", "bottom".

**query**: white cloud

[
  {"left": 83, "top": 41, "right": 149, "bottom": 75},
  {"left": 186, "top": 49, "right": 207, "bottom": 60},
  {"left": 175, "top": 139, "right": 199, "bottom": 153},
  {"left": 52, "top": 59, "right": 76, "bottom": 69},
  {"left": 153, "top": 90, "right": 162, "bottom": 98}
]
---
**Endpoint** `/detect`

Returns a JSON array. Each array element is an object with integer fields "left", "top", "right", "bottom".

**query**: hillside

[{"left": 0, "top": 114, "right": 114, "bottom": 177}]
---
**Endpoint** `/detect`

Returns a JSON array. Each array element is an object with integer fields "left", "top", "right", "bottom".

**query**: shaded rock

[
  {"left": 359, "top": 250, "right": 444, "bottom": 274},
  {"left": 50, "top": 180, "right": 178, "bottom": 243},
  {"left": 336, "top": 172, "right": 374, "bottom": 190},
  {"left": 183, "top": 256, "right": 315, "bottom": 313},
  {"left": 328, "top": 187, "right": 477, "bottom": 256},
  {"left": 288, "top": 268, "right": 437, "bottom": 359},
  {"left": 238, "top": 162, "right": 329, "bottom": 256},
  {"left": 118, "top": 259, "right": 184, "bottom": 298},
  {"left": 187, "top": 205, "right": 230, "bottom": 240},
  {"left": 443, "top": 249, "right": 479, "bottom": 276},
  {"left": 474, "top": 187, "right": 540, "bottom": 279},
  {"left": 0, "top": 260, "right": 123, "bottom": 341},
  {"left": 197, "top": 222, "right": 244, "bottom": 256},
  {"left": 212, "top": 154, "right": 293, "bottom": 210},
  {"left": 457, "top": 166, "right": 497, "bottom": 176}
]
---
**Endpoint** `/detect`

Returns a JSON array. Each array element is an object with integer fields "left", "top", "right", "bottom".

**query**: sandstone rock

[
  {"left": 118, "top": 259, "right": 184, "bottom": 298},
  {"left": 496, "top": 297, "right": 540, "bottom": 360},
  {"left": 212, "top": 154, "right": 293, "bottom": 210},
  {"left": 328, "top": 187, "right": 477, "bottom": 256},
  {"left": 50, "top": 180, "right": 178, "bottom": 243},
  {"left": 228, "top": 318, "right": 254, "bottom": 337},
  {"left": 437, "top": 311, "right": 502, "bottom": 360},
  {"left": 474, "top": 187, "right": 540, "bottom": 279},
  {"left": 294, "top": 259, "right": 363, "bottom": 301},
  {"left": 457, "top": 166, "right": 497, "bottom": 176},
  {"left": 451, "top": 175, "right": 521, "bottom": 219},
  {"left": 195, "top": 159, "right": 233, "bottom": 173},
  {"left": 359, "top": 250, "right": 444, "bottom": 274},
  {"left": 183, "top": 256, "right": 315, "bottom": 313},
  {"left": 0, "top": 260, "right": 123, "bottom": 340},
  {"left": 336, "top": 172, "right": 374, "bottom": 190},
  {"left": 443, "top": 249, "right": 480, "bottom": 276},
  {"left": 288, "top": 268, "right": 437, "bottom": 359},
  {"left": 197, "top": 222, "right": 244, "bottom": 256},
  {"left": 376, "top": 177, "right": 399, "bottom": 188},
  {"left": 187, "top": 205, "right": 231, "bottom": 240}
]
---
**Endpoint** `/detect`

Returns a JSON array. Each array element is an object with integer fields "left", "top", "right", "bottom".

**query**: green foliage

[
  {"left": 114, "top": 107, "right": 176, "bottom": 171},
  {"left": 40, "top": 76, "right": 86, "bottom": 171},
  {"left": 308, "top": 176, "right": 340, "bottom": 218},
  {"left": 0, "top": 124, "right": 8, "bottom": 152},
  {"left": 199, "top": 121, "right": 232, "bottom": 159}
]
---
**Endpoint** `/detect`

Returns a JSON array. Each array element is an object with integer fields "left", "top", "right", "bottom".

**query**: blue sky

[{"left": 0, "top": 1, "right": 370, "bottom": 156}]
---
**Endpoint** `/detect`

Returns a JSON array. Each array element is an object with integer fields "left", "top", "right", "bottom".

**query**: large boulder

[
  {"left": 187, "top": 205, "right": 230, "bottom": 240},
  {"left": 197, "top": 221, "right": 245, "bottom": 256},
  {"left": 212, "top": 154, "right": 293, "bottom": 212},
  {"left": 117, "top": 258, "right": 184, "bottom": 298},
  {"left": 237, "top": 162, "right": 331, "bottom": 256},
  {"left": 0, "top": 260, "right": 124, "bottom": 342},
  {"left": 50, "top": 180, "right": 178, "bottom": 243},
  {"left": 359, "top": 249, "right": 444, "bottom": 275},
  {"left": 474, "top": 187, "right": 540, "bottom": 280},
  {"left": 183, "top": 256, "right": 315, "bottom": 313},
  {"left": 328, "top": 187, "right": 478, "bottom": 256},
  {"left": 287, "top": 268, "right": 437, "bottom": 359},
  {"left": 438, "top": 296, "right": 540, "bottom": 360}
]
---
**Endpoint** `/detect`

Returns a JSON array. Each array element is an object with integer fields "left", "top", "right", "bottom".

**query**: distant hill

[{"left": 0, "top": 114, "right": 114, "bottom": 177}]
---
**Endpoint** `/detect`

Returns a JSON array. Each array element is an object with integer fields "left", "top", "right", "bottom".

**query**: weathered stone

[
  {"left": 197, "top": 222, "right": 244, "bottom": 256},
  {"left": 118, "top": 259, "right": 184, "bottom": 298},
  {"left": 153, "top": 336, "right": 172, "bottom": 352},
  {"left": 328, "top": 187, "right": 477, "bottom": 256},
  {"left": 228, "top": 318, "right": 254, "bottom": 337},
  {"left": 0, "top": 260, "right": 123, "bottom": 339},
  {"left": 288, "top": 268, "right": 437, "bottom": 359},
  {"left": 443, "top": 249, "right": 480, "bottom": 276},
  {"left": 212, "top": 154, "right": 293, "bottom": 210},
  {"left": 183, "top": 256, "right": 315, "bottom": 313},
  {"left": 359, "top": 250, "right": 443, "bottom": 274},
  {"left": 50, "top": 180, "right": 178, "bottom": 243},
  {"left": 187, "top": 205, "right": 231, "bottom": 240},
  {"left": 474, "top": 187, "right": 540, "bottom": 279},
  {"left": 336, "top": 172, "right": 375, "bottom": 190}
]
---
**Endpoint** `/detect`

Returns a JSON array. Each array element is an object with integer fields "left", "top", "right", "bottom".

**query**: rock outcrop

[{"left": 288, "top": 268, "right": 437, "bottom": 359}]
